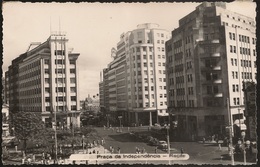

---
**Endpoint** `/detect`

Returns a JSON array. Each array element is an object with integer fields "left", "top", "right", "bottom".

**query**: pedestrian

[
  {"left": 104, "top": 125, "right": 106, "bottom": 130},
  {"left": 109, "top": 146, "right": 112, "bottom": 152},
  {"left": 97, "top": 140, "right": 100, "bottom": 146},
  {"left": 203, "top": 137, "right": 205, "bottom": 144},
  {"left": 101, "top": 139, "right": 104, "bottom": 145},
  {"left": 93, "top": 150, "right": 96, "bottom": 154},
  {"left": 111, "top": 147, "right": 114, "bottom": 154},
  {"left": 135, "top": 147, "right": 138, "bottom": 154},
  {"left": 117, "top": 147, "right": 121, "bottom": 154},
  {"left": 218, "top": 143, "right": 222, "bottom": 150},
  {"left": 155, "top": 146, "right": 158, "bottom": 154},
  {"left": 181, "top": 147, "right": 184, "bottom": 155},
  {"left": 127, "top": 127, "right": 130, "bottom": 132},
  {"left": 142, "top": 147, "right": 146, "bottom": 154}
]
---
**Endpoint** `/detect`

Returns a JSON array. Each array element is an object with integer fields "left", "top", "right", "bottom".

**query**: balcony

[
  {"left": 201, "top": 65, "right": 222, "bottom": 71},
  {"left": 214, "top": 93, "right": 223, "bottom": 97},
  {"left": 213, "top": 79, "right": 222, "bottom": 84},
  {"left": 200, "top": 52, "right": 221, "bottom": 58}
]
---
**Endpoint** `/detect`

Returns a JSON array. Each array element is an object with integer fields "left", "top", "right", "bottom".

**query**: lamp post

[
  {"left": 118, "top": 116, "right": 122, "bottom": 132},
  {"left": 227, "top": 98, "right": 235, "bottom": 165},
  {"left": 164, "top": 124, "right": 171, "bottom": 165},
  {"left": 82, "top": 135, "right": 85, "bottom": 154},
  {"left": 241, "top": 131, "right": 246, "bottom": 165}
]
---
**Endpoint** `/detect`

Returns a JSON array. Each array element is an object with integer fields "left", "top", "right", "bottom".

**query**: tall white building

[
  {"left": 6, "top": 33, "right": 81, "bottom": 128},
  {"left": 101, "top": 23, "right": 170, "bottom": 126},
  {"left": 166, "top": 2, "right": 256, "bottom": 140}
]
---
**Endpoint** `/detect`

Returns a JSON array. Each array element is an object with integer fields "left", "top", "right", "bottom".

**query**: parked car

[
  {"left": 149, "top": 138, "right": 159, "bottom": 146},
  {"left": 158, "top": 140, "right": 168, "bottom": 150}
]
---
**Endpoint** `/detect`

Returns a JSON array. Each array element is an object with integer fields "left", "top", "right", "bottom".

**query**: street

[{"left": 92, "top": 127, "right": 256, "bottom": 165}]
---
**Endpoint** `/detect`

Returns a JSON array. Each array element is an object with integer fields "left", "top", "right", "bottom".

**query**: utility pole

[
  {"left": 54, "top": 106, "right": 58, "bottom": 163},
  {"left": 227, "top": 98, "right": 234, "bottom": 165}
]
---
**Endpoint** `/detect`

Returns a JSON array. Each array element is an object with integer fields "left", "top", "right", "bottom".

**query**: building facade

[
  {"left": 166, "top": 2, "right": 256, "bottom": 140},
  {"left": 101, "top": 23, "right": 170, "bottom": 126},
  {"left": 5, "top": 33, "right": 81, "bottom": 128}
]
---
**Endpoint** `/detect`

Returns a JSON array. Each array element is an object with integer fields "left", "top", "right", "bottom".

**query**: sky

[{"left": 2, "top": 1, "right": 256, "bottom": 100}]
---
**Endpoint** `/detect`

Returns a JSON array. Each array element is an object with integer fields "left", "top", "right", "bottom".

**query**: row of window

[
  {"left": 46, "top": 105, "right": 77, "bottom": 111},
  {"left": 20, "top": 97, "right": 41, "bottom": 104},
  {"left": 233, "top": 97, "right": 240, "bottom": 106},
  {"left": 226, "top": 14, "right": 253, "bottom": 25},
  {"left": 176, "top": 88, "right": 185, "bottom": 96},
  {"left": 207, "top": 85, "right": 219, "bottom": 94},
  {"left": 45, "top": 78, "right": 76, "bottom": 84},
  {"left": 19, "top": 88, "right": 41, "bottom": 97},
  {"left": 133, "top": 47, "right": 153, "bottom": 53},
  {"left": 45, "top": 96, "right": 76, "bottom": 102},
  {"left": 157, "top": 40, "right": 165, "bottom": 44},
  {"left": 19, "top": 69, "right": 41, "bottom": 81},
  {"left": 20, "top": 61, "right": 40, "bottom": 73},
  {"left": 20, "top": 78, "right": 41, "bottom": 88},
  {"left": 45, "top": 87, "right": 76, "bottom": 93}
]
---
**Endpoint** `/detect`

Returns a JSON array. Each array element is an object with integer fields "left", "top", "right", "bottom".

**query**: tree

[{"left": 12, "top": 111, "right": 45, "bottom": 153}]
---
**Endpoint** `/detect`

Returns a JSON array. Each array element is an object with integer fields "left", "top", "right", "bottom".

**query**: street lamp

[
  {"left": 164, "top": 124, "right": 171, "bottom": 154},
  {"left": 241, "top": 131, "right": 246, "bottom": 165},
  {"left": 118, "top": 116, "right": 122, "bottom": 132},
  {"left": 82, "top": 135, "right": 85, "bottom": 154}
]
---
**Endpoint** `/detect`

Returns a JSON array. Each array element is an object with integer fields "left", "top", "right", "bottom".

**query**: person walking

[
  {"left": 155, "top": 146, "right": 158, "bottom": 154},
  {"left": 180, "top": 147, "right": 184, "bottom": 155},
  {"left": 117, "top": 147, "right": 121, "bottom": 154}
]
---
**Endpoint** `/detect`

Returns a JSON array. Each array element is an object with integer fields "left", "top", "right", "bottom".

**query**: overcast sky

[{"left": 3, "top": 1, "right": 256, "bottom": 100}]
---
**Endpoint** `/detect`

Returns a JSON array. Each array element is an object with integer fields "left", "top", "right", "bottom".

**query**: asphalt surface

[{"left": 94, "top": 127, "right": 257, "bottom": 165}]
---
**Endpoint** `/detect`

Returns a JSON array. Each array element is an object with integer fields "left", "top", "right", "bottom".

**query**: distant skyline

[{"left": 3, "top": 1, "right": 256, "bottom": 100}]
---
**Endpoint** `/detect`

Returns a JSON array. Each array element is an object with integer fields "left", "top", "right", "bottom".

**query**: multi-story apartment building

[
  {"left": 166, "top": 2, "right": 256, "bottom": 140},
  {"left": 5, "top": 33, "right": 81, "bottom": 128},
  {"left": 101, "top": 23, "right": 170, "bottom": 126}
]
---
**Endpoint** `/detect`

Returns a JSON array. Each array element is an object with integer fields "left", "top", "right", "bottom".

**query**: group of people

[
  {"left": 108, "top": 146, "right": 121, "bottom": 154},
  {"left": 135, "top": 147, "right": 146, "bottom": 154}
]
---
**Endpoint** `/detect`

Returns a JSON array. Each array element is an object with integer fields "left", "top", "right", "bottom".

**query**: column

[
  {"left": 149, "top": 111, "right": 153, "bottom": 126},
  {"left": 135, "top": 112, "right": 138, "bottom": 126}
]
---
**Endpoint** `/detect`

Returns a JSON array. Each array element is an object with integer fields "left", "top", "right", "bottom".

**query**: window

[
  {"left": 157, "top": 40, "right": 160, "bottom": 44},
  {"left": 70, "top": 69, "right": 76, "bottom": 73},
  {"left": 55, "top": 59, "right": 64, "bottom": 64},
  {"left": 231, "top": 58, "right": 234, "bottom": 66},
  {"left": 136, "top": 47, "right": 140, "bottom": 52},
  {"left": 235, "top": 72, "right": 238, "bottom": 79},
  {"left": 229, "top": 32, "right": 232, "bottom": 40},
  {"left": 233, "top": 98, "right": 236, "bottom": 105},
  {"left": 160, "top": 102, "right": 163, "bottom": 106},
  {"left": 70, "top": 60, "right": 75, "bottom": 64},
  {"left": 158, "top": 62, "right": 161, "bottom": 66},
  {"left": 161, "top": 33, "right": 164, "bottom": 37},
  {"left": 232, "top": 33, "right": 235, "bottom": 40},
  {"left": 160, "top": 94, "right": 163, "bottom": 98},
  {"left": 151, "top": 86, "right": 154, "bottom": 91},
  {"left": 230, "top": 45, "right": 233, "bottom": 53},
  {"left": 232, "top": 85, "right": 236, "bottom": 92},
  {"left": 143, "top": 63, "right": 147, "bottom": 67},
  {"left": 237, "top": 98, "right": 240, "bottom": 105},
  {"left": 233, "top": 46, "right": 236, "bottom": 53},
  {"left": 71, "top": 105, "right": 77, "bottom": 110},
  {"left": 45, "top": 69, "right": 49, "bottom": 74},
  {"left": 145, "top": 86, "right": 148, "bottom": 91},
  {"left": 232, "top": 71, "right": 234, "bottom": 79},
  {"left": 234, "top": 59, "right": 237, "bottom": 66},
  {"left": 70, "top": 78, "right": 76, "bottom": 83},
  {"left": 159, "top": 70, "right": 162, "bottom": 74},
  {"left": 149, "top": 55, "right": 153, "bottom": 59},
  {"left": 144, "top": 78, "right": 148, "bottom": 83},
  {"left": 70, "top": 87, "right": 76, "bottom": 92},
  {"left": 143, "top": 55, "right": 147, "bottom": 59},
  {"left": 45, "top": 97, "right": 50, "bottom": 102},
  {"left": 44, "top": 59, "right": 49, "bottom": 64},
  {"left": 158, "top": 55, "right": 161, "bottom": 59},
  {"left": 150, "top": 70, "right": 153, "bottom": 75},
  {"left": 236, "top": 85, "right": 239, "bottom": 92},
  {"left": 143, "top": 47, "right": 146, "bottom": 52},
  {"left": 151, "top": 78, "right": 154, "bottom": 83},
  {"left": 161, "top": 40, "right": 164, "bottom": 44},
  {"left": 150, "top": 63, "right": 153, "bottom": 67},
  {"left": 45, "top": 88, "right": 50, "bottom": 93},
  {"left": 162, "top": 55, "right": 165, "bottom": 59},
  {"left": 45, "top": 78, "right": 50, "bottom": 84}
]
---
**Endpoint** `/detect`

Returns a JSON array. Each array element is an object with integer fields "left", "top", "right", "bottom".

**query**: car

[
  {"left": 158, "top": 141, "right": 168, "bottom": 149},
  {"left": 149, "top": 138, "right": 159, "bottom": 146}
]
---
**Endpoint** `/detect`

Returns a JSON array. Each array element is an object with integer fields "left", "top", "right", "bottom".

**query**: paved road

[{"left": 93, "top": 127, "right": 256, "bottom": 165}]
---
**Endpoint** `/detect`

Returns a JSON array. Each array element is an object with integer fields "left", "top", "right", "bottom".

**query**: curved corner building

[{"left": 101, "top": 23, "right": 170, "bottom": 126}]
